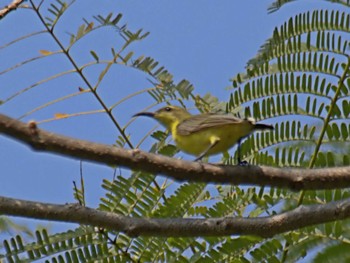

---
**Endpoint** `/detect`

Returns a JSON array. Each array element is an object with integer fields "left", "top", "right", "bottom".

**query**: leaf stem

[{"left": 30, "top": 0, "right": 133, "bottom": 149}]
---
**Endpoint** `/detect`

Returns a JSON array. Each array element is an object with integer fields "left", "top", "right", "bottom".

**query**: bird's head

[{"left": 133, "top": 105, "right": 192, "bottom": 129}]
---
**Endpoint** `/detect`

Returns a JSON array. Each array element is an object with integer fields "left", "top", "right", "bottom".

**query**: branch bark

[
  {"left": 1, "top": 195, "right": 350, "bottom": 237},
  {"left": 1, "top": 113, "right": 350, "bottom": 190},
  {"left": 0, "top": 0, "right": 24, "bottom": 19}
]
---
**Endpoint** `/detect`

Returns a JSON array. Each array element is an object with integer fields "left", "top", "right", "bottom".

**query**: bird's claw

[{"left": 238, "top": 160, "right": 249, "bottom": 166}]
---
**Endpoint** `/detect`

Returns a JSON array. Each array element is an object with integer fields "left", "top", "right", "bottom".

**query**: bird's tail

[{"left": 254, "top": 123, "right": 274, "bottom": 130}]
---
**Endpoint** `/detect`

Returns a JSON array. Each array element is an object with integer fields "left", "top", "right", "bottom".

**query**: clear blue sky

[{"left": 0, "top": 0, "right": 334, "bottom": 241}]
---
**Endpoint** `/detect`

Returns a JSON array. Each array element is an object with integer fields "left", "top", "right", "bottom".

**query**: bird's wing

[{"left": 177, "top": 114, "right": 245, "bottom": 136}]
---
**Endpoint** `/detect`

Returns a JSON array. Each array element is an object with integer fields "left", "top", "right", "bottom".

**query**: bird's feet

[
  {"left": 238, "top": 161, "right": 249, "bottom": 166},
  {"left": 237, "top": 158, "right": 249, "bottom": 166}
]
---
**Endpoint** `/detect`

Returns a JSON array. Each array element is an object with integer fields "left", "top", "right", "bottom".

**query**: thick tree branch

[
  {"left": 0, "top": 0, "right": 24, "bottom": 19},
  {"left": 1, "top": 195, "right": 350, "bottom": 237},
  {"left": 1, "top": 113, "right": 350, "bottom": 190}
]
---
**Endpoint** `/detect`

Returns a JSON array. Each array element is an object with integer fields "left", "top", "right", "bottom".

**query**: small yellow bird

[{"left": 133, "top": 105, "right": 273, "bottom": 163}]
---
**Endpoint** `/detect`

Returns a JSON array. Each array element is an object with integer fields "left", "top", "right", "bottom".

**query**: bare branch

[
  {"left": 0, "top": 113, "right": 350, "bottom": 190},
  {"left": 0, "top": 0, "right": 25, "bottom": 19},
  {"left": 1, "top": 195, "right": 350, "bottom": 237}
]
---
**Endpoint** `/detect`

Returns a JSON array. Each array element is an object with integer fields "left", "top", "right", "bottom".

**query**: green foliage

[
  {"left": 0, "top": 217, "right": 33, "bottom": 240},
  {"left": 230, "top": 9, "right": 350, "bottom": 169},
  {"left": 2, "top": 228, "right": 115, "bottom": 263},
  {"left": 227, "top": 3, "right": 350, "bottom": 261},
  {"left": 1, "top": 0, "right": 350, "bottom": 262},
  {"left": 268, "top": 0, "right": 350, "bottom": 13},
  {"left": 313, "top": 242, "right": 350, "bottom": 263}
]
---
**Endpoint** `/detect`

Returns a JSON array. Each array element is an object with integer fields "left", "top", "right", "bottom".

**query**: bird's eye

[{"left": 164, "top": 107, "right": 172, "bottom": 112}]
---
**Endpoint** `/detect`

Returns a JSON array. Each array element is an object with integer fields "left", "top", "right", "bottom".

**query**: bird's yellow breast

[{"left": 171, "top": 122, "right": 254, "bottom": 156}]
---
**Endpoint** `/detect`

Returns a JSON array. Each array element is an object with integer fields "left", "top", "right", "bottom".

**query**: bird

[{"left": 133, "top": 105, "right": 273, "bottom": 164}]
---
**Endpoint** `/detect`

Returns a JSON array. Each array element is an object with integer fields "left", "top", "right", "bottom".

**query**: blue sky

[{"left": 0, "top": 0, "right": 336, "bottom": 245}]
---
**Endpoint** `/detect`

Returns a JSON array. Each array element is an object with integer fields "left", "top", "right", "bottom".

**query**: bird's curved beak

[{"left": 133, "top": 112, "right": 155, "bottom": 118}]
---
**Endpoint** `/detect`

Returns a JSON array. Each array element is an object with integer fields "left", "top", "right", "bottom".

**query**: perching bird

[{"left": 133, "top": 105, "right": 273, "bottom": 163}]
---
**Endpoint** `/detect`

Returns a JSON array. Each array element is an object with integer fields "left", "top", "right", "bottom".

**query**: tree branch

[
  {"left": 1, "top": 113, "right": 350, "bottom": 190},
  {"left": 1, "top": 195, "right": 350, "bottom": 237},
  {"left": 0, "top": 0, "right": 24, "bottom": 19}
]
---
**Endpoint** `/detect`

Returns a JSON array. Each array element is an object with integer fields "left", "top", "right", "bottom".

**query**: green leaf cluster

[{"left": 1, "top": 0, "right": 350, "bottom": 262}]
